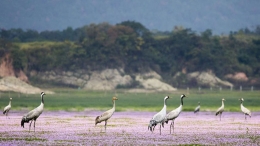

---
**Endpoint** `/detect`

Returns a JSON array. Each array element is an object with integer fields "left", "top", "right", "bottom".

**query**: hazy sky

[{"left": 1, "top": 0, "right": 260, "bottom": 34}]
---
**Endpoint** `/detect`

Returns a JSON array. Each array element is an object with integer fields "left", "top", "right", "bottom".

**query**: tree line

[{"left": 1, "top": 21, "right": 260, "bottom": 87}]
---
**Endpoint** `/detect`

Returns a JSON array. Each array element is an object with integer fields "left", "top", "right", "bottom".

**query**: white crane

[
  {"left": 21, "top": 92, "right": 46, "bottom": 132},
  {"left": 148, "top": 96, "right": 170, "bottom": 135},
  {"left": 215, "top": 98, "right": 225, "bottom": 121},
  {"left": 194, "top": 102, "right": 200, "bottom": 114},
  {"left": 95, "top": 97, "right": 118, "bottom": 132},
  {"left": 164, "top": 94, "right": 187, "bottom": 134},
  {"left": 239, "top": 98, "right": 251, "bottom": 120},
  {"left": 3, "top": 98, "right": 12, "bottom": 118}
]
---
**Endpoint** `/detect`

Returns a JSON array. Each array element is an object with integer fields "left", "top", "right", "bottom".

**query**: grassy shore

[{"left": 0, "top": 88, "right": 259, "bottom": 112}]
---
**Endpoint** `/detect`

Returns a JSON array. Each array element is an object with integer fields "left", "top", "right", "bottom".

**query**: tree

[{"left": 11, "top": 47, "right": 26, "bottom": 71}]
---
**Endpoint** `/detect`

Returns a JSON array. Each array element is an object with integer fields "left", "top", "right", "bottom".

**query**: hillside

[
  {"left": 0, "top": 76, "right": 53, "bottom": 94},
  {"left": 0, "top": 21, "right": 260, "bottom": 89}
]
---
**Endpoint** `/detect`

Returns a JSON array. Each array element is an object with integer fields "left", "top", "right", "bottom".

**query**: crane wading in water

[
  {"left": 3, "top": 98, "right": 12, "bottom": 118},
  {"left": 216, "top": 98, "right": 225, "bottom": 121},
  {"left": 164, "top": 94, "right": 187, "bottom": 134},
  {"left": 239, "top": 98, "right": 251, "bottom": 120},
  {"left": 148, "top": 96, "right": 170, "bottom": 135},
  {"left": 95, "top": 97, "right": 118, "bottom": 132},
  {"left": 21, "top": 92, "right": 46, "bottom": 132}
]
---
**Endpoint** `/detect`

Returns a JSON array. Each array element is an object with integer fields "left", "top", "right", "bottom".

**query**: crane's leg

[
  {"left": 159, "top": 124, "right": 161, "bottom": 135},
  {"left": 220, "top": 113, "right": 222, "bottom": 121},
  {"left": 34, "top": 120, "right": 36, "bottom": 132},
  {"left": 162, "top": 121, "right": 164, "bottom": 128},
  {"left": 170, "top": 121, "right": 172, "bottom": 134},
  {"left": 172, "top": 121, "right": 175, "bottom": 133},
  {"left": 104, "top": 120, "right": 107, "bottom": 132},
  {"left": 29, "top": 120, "right": 33, "bottom": 132},
  {"left": 245, "top": 114, "right": 247, "bottom": 120}
]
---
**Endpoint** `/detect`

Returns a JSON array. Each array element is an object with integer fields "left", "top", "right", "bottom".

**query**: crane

[
  {"left": 164, "top": 94, "right": 187, "bottom": 134},
  {"left": 3, "top": 98, "right": 12, "bottom": 118},
  {"left": 239, "top": 98, "right": 251, "bottom": 120},
  {"left": 148, "top": 96, "right": 170, "bottom": 135},
  {"left": 194, "top": 102, "right": 200, "bottom": 114},
  {"left": 95, "top": 97, "right": 118, "bottom": 132},
  {"left": 215, "top": 98, "right": 225, "bottom": 121},
  {"left": 21, "top": 92, "right": 46, "bottom": 132}
]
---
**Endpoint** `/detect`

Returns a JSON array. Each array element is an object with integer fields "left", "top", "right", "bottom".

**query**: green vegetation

[
  {"left": 1, "top": 21, "right": 260, "bottom": 88},
  {"left": 0, "top": 89, "right": 259, "bottom": 112}
]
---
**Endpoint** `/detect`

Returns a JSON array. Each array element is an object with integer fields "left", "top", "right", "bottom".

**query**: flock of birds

[
  {"left": 148, "top": 94, "right": 187, "bottom": 135},
  {"left": 2, "top": 92, "right": 252, "bottom": 134},
  {"left": 147, "top": 94, "right": 251, "bottom": 135}
]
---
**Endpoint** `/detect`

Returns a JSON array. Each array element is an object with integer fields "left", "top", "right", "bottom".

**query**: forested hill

[{"left": 1, "top": 21, "right": 260, "bottom": 87}]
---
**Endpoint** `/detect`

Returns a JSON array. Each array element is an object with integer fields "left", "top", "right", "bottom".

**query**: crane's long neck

[
  {"left": 164, "top": 98, "right": 167, "bottom": 106},
  {"left": 41, "top": 94, "right": 44, "bottom": 104},
  {"left": 9, "top": 100, "right": 11, "bottom": 105},
  {"left": 163, "top": 99, "right": 167, "bottom": 111},
  {"left": 222, "top": 100, "right": 224, "bottom": 107},
  {"left": 177, "top": 99, "right": 183, "bottom": 113},
  {"left": 181, "top": 97, "right": 184, "bottom": 105},
  {"left": 112, "top": 100, "right": 116, "bottom": 110},
  {"left": 240, "top": 100, "right": 243, "bottom": 107}
]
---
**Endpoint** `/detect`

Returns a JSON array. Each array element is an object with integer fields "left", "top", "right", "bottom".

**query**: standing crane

[
  {"left": 164, "top": 94, "right": 187, "bottom": 134},
  {"left": 3, "top": 98, "right": 12, "bottom": 118},
  {"left": 148, "top": 96, "right": 170, "bottom": 135},
  {"left": 95, "top": 97, "right": 118, "bottom": 132},
  {"left": 194, "top": 102, "right": 200, "bottom": 114},
  {"left": 215, "top": 98, "right": 225, "bottom": 121},
  {"left": 21, "top": 92, "right": 46, "bottom": 132},
  {"left": 239, "top": 98, "right": 251, "bottom": 120}
]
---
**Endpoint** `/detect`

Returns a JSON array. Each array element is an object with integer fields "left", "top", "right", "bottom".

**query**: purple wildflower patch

[{"left": 0, "top": 111, "right": 259, "bottom": 145}]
